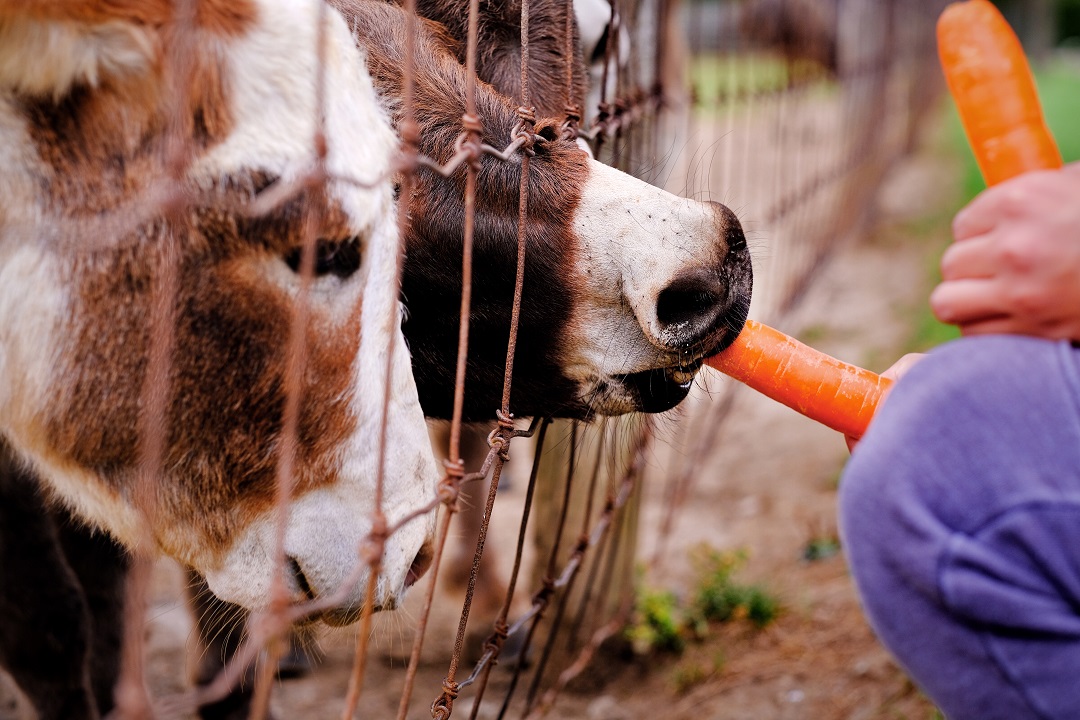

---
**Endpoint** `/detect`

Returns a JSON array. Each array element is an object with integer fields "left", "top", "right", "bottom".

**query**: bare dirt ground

[{"left": 1, "top": 121, "right": 959, "bottom": 720}]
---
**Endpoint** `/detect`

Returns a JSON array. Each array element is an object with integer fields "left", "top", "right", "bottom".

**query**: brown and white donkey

[{"left": 0, "top": 0, "right": 751, "bottom": 718}]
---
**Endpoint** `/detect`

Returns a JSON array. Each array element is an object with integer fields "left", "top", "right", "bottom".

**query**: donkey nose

[
  {"left": 404, "top": 540, "right": 435, "bottom": 589},
  {"left": 655, "top": 268, "right": 727, "bottom": 343}
]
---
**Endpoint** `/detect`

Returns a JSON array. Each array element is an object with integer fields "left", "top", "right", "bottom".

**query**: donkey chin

[{"left": 204, "top": 484, "right": 437, "bottom": 624}]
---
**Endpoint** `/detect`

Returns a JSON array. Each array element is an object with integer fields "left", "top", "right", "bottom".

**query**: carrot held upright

[
  {"left": 705, "top": 320, "right": 893, "bottom": 440},
  {"left": 937, "top": 0, "right": 1063, "bottom": 184}
]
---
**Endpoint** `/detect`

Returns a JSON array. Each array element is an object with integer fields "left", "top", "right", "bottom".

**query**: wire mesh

[{"left": 0, "top": 0, "right": 951, "bottom": 718}]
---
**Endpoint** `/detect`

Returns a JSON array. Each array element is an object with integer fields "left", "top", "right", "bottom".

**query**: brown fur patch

[
  {"left": 0, "top": 0, "right": 256, "bottom": 36},
  {"left": 15, "top": 12, "right": 237, "bottom": 222},
  {"left": 408, "top": 0, "right": 587, "bottom": 117},
  {"left": 46, "top": 185, "right": 362, "bottom": 560}
]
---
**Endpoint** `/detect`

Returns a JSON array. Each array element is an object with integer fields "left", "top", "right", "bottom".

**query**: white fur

[
  {"left": 0, "top": 16, "right": 156, "bottom": 98},
  {"left": 566, "top": 159, "right": 728, "bottom": 412}
]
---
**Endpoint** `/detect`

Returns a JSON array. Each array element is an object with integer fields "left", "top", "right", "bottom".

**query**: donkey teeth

[{"left": 665, "top": 366, "right": 698, "bottom": 386}]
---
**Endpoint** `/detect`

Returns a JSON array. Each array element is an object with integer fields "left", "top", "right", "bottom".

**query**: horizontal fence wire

[{"left": 49, "top": 1, "right": 952, "bottom": 719}]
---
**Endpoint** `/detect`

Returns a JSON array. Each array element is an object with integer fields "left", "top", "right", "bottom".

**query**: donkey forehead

[
  {"left": 0, "top": 0, "right": 396, "bottom": 229},
  {"left": 189, "top": 0, "right": 398, "bottom": 227}
]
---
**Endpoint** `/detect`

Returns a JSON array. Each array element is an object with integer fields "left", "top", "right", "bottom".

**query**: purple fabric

[{"left": 839, "top": 335, "right": 1080, "bottom": 719}]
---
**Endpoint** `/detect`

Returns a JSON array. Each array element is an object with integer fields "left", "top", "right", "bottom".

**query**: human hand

[
  {"left": 930, "top": 163, "right": 1080, "bottom": 339},
  {"left": 846, "top": 353, "right": 925, "bottom": 453}
]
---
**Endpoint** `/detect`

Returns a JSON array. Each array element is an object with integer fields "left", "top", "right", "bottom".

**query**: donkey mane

[{"left": 409, "top": 0, "right": 587, "bottom": 115}]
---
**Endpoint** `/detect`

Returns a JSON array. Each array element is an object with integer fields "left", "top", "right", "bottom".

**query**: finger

[
  {"left": 958, "top": 317, "right": 1033, "bottom": 337},
  {"left": 940, "top": 234, "right": 998, "bottom": 281},
  {"left": 847, "top": 354, "right": 924, "bottom": 454},
  {"left": 880, "top": 353, "right": 925, "bottom": 382},
  {"left": 952, "top": 170, "right": 1057, "bottom": 241},
  {"left": 929, "top": 279, "right": 1010, "bottom": 326},
  {"left": 962, "top": 316, "right": 1080, "bottom": 341},
  {"left": 953, "top": 187, "right": 1006, "bottom": 241}
]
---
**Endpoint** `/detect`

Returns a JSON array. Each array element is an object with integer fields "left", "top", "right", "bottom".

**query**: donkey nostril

[
  {"left": 656, "top": 269, "right": 724, "bottom": 329},
  {"left": 286, "top": 556, "right": 317, "bottom": 601},
  {"left": 404, "top": 541, "right": 435, "bottom": 589}
]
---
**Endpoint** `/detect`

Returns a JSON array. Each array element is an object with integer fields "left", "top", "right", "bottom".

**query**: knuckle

[
  {"left": 997, "top": 236, "right": 1035, "bottom": 274},
  {"left": 1006, "top": 284, "right": 1048, "bottom": 317},
  {"left": 998, "top": 185, "right": 1030, "bottom": 216}
]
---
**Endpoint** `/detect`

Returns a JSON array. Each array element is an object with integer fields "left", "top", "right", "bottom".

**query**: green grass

[
  {"left": 625, "top": 546, "right": 781, "bottom": 657},
  {"left": 908, "top": 60, "right": 1080, "bottom": 352},
  {"left": 690, "top": 53, "right": 834, "bottom": 108}
]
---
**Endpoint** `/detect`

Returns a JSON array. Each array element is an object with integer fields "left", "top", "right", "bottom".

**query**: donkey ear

[{"left": 0, "top": 2, "right": 157, "bottom": 99}]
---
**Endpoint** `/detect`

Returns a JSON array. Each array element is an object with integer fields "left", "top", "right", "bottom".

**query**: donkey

[
  {"left": 0, "top": 1, "right": 441, "bottom": 717},
  {"left": 340, "top": 0, "right": 754, "bottom": 421}
]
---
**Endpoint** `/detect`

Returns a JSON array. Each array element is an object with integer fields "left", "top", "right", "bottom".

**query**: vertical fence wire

[{"left": 111, "top": 0, "right": 195, "bottom": 716}]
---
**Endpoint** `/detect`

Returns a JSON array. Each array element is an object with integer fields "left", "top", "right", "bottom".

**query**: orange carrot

[
  {"left": 938, "top": 0, "right": 1063, "bottom": 185},
  {"left": 705, "top": 320, "right": 893, "bottom": 439}
]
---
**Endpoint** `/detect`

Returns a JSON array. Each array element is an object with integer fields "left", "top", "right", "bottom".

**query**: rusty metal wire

[{"left": 77, "top": 1, "right": 955, "bottom": 719}]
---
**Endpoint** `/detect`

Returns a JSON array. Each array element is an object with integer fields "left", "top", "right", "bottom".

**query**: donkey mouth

[
  {"left": 620, "top": 360, "right": 702, "bottom": 413},
  {"left": 619, "top": 302, "right": 748, "bottom": 414}
]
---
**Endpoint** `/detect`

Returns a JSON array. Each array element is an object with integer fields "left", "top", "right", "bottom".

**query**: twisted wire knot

[
  {"left": 496, "top": 409, "right": 516, "bottom": 432},
  {"left": 430, "top": 678, "right": 460, "bottom": 720},
  {"left": 458, "top": 112, "right": 484, "bottom": 171},
  {"left": 437, "top": 458, "right": 465, "bottom": 508},
  {"left": 486, "top": 426, "right": 507, "bottom": 453},
  {"left": 515, "top": 105, "right": 536, "bottom": 124},
  {"left": 560, "top": 103, "right": 582, "bottom": 141},
  {"left": 443, "top": 457, "right": 466, "bottom": 479},
  {"left": 531, "top": 575, "right": 556, "bottom": 610},
  {"left": 487, "top": 412, "right": 515, "bottom": 460},
  {"left": 512, "top": 105, "right": 537, "bottom": 157},
  {"left": 481, "top": 619, "right": 511, "bottom": 662},
  {"left": 460, "top": 112, "right": 483, "bottom": 134}
]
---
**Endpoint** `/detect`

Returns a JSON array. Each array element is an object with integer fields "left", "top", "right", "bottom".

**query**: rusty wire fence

[{"left": 75, "top": 0, "right": 950, "bottom": 718}]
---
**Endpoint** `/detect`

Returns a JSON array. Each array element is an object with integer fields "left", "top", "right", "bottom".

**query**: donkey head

[
  {"left": 0, "top": 0, "right": 438, "bottom": 620},
  {"left": 340, "top": 0, "right": 753, "bottom": 420}
]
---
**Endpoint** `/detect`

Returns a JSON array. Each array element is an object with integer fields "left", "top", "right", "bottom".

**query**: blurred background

[{"left": 4, "top": 2, "right": 1074, "bottom": 719}]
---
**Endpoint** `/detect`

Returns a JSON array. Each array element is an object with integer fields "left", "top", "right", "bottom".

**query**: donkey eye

[{"left": 283, "top": 237, "right": 363, "bottom": 279}]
